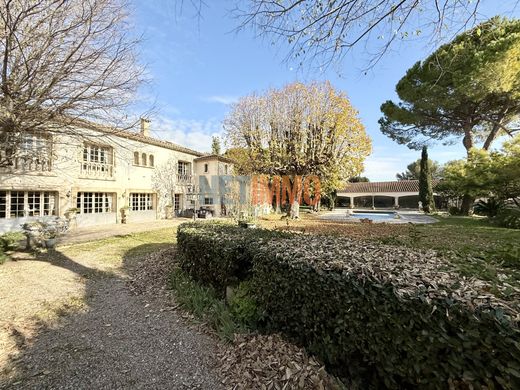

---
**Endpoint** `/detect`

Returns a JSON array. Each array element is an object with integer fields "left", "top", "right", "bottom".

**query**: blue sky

[{"left": 129, "top": 1, "right": 519, "bottom": 181}]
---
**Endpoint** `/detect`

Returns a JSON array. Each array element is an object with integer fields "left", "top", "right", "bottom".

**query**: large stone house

[{"left": 0, "top": 119, "right": 232, "bottom": 233}]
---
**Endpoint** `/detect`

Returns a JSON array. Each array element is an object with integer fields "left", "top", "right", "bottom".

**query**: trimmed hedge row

[
  {"left": 177, "top": 222, "right": 291, "bottom": 294},
  {"left": 176, "top": 222, "right": 520, "bottom": 388}
]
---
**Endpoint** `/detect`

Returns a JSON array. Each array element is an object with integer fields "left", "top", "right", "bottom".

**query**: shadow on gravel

[{"left": 0, "top": 242, "right": 221, "bottom": 390}]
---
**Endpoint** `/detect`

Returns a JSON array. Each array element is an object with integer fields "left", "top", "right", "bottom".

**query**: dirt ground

[{"left": 0, "top": 225, "right": 222, "bottom": 389}]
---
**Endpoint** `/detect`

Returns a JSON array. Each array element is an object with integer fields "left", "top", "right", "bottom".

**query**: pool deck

[{"left": 317, "top": 209, "right": 438, "bottom": 224}]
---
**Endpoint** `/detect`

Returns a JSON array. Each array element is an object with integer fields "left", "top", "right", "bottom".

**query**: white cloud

[
  {"left": 148, "top": 115, "right": 225, "bottom": 152},
  {"left": 203, "top": 95, "right": 239, "bottom": 105},
  {"left": 362, "top": 155, "right": 414, "bottom": 182}
]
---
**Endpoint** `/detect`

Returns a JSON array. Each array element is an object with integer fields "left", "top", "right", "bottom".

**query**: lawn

[{"left": 258, "top": 214, "right": 520, "bottom": 293}]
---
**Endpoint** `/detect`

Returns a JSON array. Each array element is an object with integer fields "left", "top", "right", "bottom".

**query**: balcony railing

[
  {"left": 0, "top": 154, "right": 52, "bottom": 173},
  {"left": 177, "top": 174, "right": 193, "bottom": 184},
  {"left": 81, "top": 161, "right": 114, "bottom": 179}
]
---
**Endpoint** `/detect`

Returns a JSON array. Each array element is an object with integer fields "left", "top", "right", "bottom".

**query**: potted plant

[
  {"left": 43, "top": 230, "right": 59, "bottom": 249},
  {"left": 21, "top": 221, "right": 44, "bottom": 249},
  {"left": 40, "top": 218, "right": 68, "bottom": 249},
  {"left": 64, "top": 207, "right": 79, "bottom": 219},
  {"left": 120, "top": 206, "right": 130, "bottom": 224}
]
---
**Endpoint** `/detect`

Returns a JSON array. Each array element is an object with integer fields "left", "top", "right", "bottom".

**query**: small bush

[
  {"left": 228, "top": 281, "right": 260, "bottom": 329},
  {"left": 0, "top": 232, "right": 23, "bottom": 264},
  {"left": 474, "top": 198, "right": 505, "bottom": 217},
  {"left": 170, "top": 267, "right": 240, "bottom": 342},
  {"left": 495, "top": 207, "right": 520, "bottom": 229},
  {"left": 448, "top": 206, "right": 461, "bottom": 215},
  {"left": 177, "top": 222, "right": 520, "bottom": 389},
  {"left": 0, "top": 232, "right": 22, "bottom": 252}
]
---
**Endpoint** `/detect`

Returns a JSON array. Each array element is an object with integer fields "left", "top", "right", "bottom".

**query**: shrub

[
  {"left": 495, "top": 207, "right": 520, "bottom": 229},
  {"left": 474, "top": 198, "right": 505, "bottom": 217},
  {"left": 228, "top": 281, "right": 260, "bottom": 329},
  {"left": 0, "top": 232, "right": 22, "bottom": 252},
  {"left": 0, "top": 232, "right": 23, "bottom": 264},
  {"left": 177, "top": 223, "right": 520, "bottom": 389},
  {"left": 448, "top": 206, "right": 461, "bottom": 215},
  {"left": 176, "top": 222, "right": 291, "bottom": 294},
  {"left": 170, "top": 267, "right": 239, "bottom": 341}
]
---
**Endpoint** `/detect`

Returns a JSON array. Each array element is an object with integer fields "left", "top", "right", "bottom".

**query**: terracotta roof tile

[{"left": 341, "top": 180, "right": 439, "bottom": 193}]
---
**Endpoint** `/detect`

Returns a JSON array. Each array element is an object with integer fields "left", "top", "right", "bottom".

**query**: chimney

[{"left": 140, "top": 117, "right": 150, "bottom": 137}]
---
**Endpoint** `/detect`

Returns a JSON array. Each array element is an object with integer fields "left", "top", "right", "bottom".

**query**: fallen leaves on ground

[{"left": 217, "top": 333, "right": 342, "bottom": 390}]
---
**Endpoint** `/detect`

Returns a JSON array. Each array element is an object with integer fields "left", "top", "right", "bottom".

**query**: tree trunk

[
  {"left": 290, "top": 201, "right": 300, "bottom": 219},
  {"left": 460, "top": 194, "right": 474, "bottom": 216},
  {"left": 462, "top": 123, "right": 474, "bottom": 155}
]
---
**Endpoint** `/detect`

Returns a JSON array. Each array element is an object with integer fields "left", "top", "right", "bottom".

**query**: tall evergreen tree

[
  {"left": 211, "top": 136, "right": 222, "bottom": 155},
  {"left": 380, "top": 17, "right": 520, "bottom": 214},
  {"left": 419, "top": 147, "right": 435, "bottom": 213}
]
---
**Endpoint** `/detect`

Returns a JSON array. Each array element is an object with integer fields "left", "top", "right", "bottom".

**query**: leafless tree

[
  {"left": 152, "top": 157, "right": 178, "bottom": 217},
  {"left": 233, "top": 0, "right": 519, "bottom": 70},
  {"left": 0, "top": 0, "right": 145, "bottom": 168}
]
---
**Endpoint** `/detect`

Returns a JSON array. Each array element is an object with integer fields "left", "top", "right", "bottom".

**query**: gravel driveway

[{"left": 0, "top": 229, "right": 222, "bottom": 389}]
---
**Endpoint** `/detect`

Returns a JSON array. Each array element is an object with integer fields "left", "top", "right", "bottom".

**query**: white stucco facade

[{"left": 0, "top": 121, "right": 232, "bottom": 233}]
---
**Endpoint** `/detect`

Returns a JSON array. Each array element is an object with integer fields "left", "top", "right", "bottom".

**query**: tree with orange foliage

[{"left": 224, "top": 81, "right": 371, "bottom": 217}]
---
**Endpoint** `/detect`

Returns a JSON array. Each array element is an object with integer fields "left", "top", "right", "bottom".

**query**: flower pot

[{"left": 45, "top": 238, "right": 57, "bottom": 249}]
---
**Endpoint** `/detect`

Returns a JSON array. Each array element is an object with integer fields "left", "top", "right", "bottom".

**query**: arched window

[
  {"left": 134, "top": 152, "right": 139, "bottom": 165},
  {"left": 141, "top": 153, "right": 147, "bottom": 166},
  {"left": 149, "top": 155, "right": 154, "bottom": 167}
]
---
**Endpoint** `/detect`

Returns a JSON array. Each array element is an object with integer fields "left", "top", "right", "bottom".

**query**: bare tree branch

[
  {"left": 232, "top": 0, "right": 519, "bottom": 71},
  {"left": 0, "top": 0, "right": 146, "bottom": 168}
]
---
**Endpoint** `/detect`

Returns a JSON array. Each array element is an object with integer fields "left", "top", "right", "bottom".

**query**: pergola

[{"left": 336, "top": 180, "right": 439, "bottom": 209}]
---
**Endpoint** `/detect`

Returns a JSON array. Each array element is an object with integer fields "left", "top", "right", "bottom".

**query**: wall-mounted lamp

[{"left": 66, "top": 190, "right": 71, "bottom": 198}]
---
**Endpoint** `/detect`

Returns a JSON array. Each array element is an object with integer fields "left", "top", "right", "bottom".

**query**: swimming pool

[{"left": 350, "top": 211, "right": 398, "bottom": 221}]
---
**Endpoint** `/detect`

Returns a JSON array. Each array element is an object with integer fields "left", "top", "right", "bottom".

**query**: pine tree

[
  {"left": 419, "top": 146, "right": 435, "bottom": 213},
  {"left": 211, "top": 136, "right": 221, "bottom": 155}
]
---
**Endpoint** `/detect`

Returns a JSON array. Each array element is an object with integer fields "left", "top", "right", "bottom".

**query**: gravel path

[
  {"left": 2, "top": 277, "right": 222, "bottom": 389},
  {"left": 0, "top": 235, "right": 223, "bottom": 389}
]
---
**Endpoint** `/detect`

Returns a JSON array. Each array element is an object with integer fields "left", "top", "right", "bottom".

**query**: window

[
  {"left": 0, "top": 191, "right": 6, "bottom": 218},
  {"left": 130, "top": 193, "right": 153, "bottom": 211},
  {"left": 178, "top": 161, "right": 190, "bottom": 175},
  {"left": 82, "top": 144, "right": 113, "bottom": 177},
  {"left": 1, "top": 132, "right": 52, "bottom": 171},
  {"left": 174, "top": 194, "right": 181, "bottom": 212},
  {"left": 204, "top": 163, "right": 208, "bottom": 173},
  {"left": 133, "top": 152, "right": 154, "bottom": 167},
  {"left": 10, "top": 191, "right": 25, "bottom": 218},
  {"left": 0, "top": 191, "right": 57, "bottom": 218},
  {"left": 83, "top": 144, "right": 111, "bottom": 164},
  {"left": 204, "top": 197, "right": 213, "bottom": 205},
  {"left": 76, "top": 192, "right": 114, "bottom": 214},
  {"left": 224, "top": 164, "right": 228, "bottom": 174}
]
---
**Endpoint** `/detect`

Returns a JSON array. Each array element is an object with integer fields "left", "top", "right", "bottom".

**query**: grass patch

[
  {"left": 170, "top": 268, "right": 256, "bottom": 342},
  {"left": 59, "top": 228, "right": 176, "bottom": 266}
]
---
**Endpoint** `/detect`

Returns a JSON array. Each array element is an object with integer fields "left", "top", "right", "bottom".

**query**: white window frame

[
  {"left": 0, "top": 190, "right": 57, "bottom": 218},
  {"left": 76, "top": 192, "right": 114, "bottom": 214},
  {"left": 130, "top": 193, "right": 154, "bottom": 211},
  {"left": 178, "top": 161, "right": 190, "bottom": 175}
]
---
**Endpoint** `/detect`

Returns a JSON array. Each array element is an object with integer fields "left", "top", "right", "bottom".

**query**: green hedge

[
  {"left": 176, "top": 222, "right": 291, "bottom": 294},
  {"left": 176, "top": 222, "right": 520, "bottom": 388}
]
